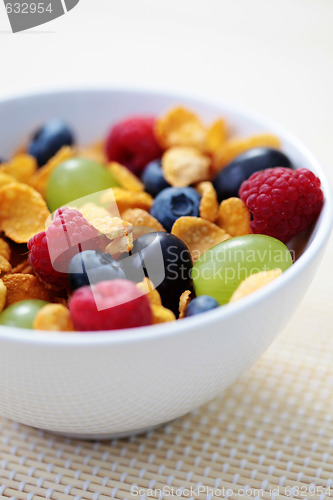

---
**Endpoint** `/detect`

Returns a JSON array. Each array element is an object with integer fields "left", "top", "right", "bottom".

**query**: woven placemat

[{"left": 0, "top": 296, "right": 332, "bottom": 500}]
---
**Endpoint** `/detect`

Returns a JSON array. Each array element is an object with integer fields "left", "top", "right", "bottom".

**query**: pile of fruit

[{"left": 0, "top": 107, "right": 324, "bottom": 331}]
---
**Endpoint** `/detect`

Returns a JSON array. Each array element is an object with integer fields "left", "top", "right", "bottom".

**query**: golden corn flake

[
  {"left": 151, "top": 304, "right": 176, "bottom": 324},
  {"left": 1, "top": 154, "right": 37, "bottom": 184},
  {"left": 92, "top": 216, "right": 132, "bottom": 239},
  {"left": 122, "top": 208, "right": 166, "bottom": 234},
  {"left": 0, "top": 279, "right": 6, "bottom": 313},
  {"left": 106, "top": 235, "right": 134, "bottom": 256},
  {"left": 205, "top": 119, "right": 228, "bottom": 156},
  {"left": 172, "top": 216, "right": 231, "bottom": 262},
  {"left": 0, "top": 256, "right": 12, "bottom": 275},
  {"left": 10, "top": 259, "right": 34, "bottom": 275},
  {"left": 92, "top": 216, "right": 133, "bottom": 255},
  {"left": 77, "top": 202, "right": 111, "bottom": 223},
  {"left": 105, "top": 223, "right": 133, "bottom": 254},
  {"left": 216, "top": 197, "right": 252, "bottom": 236},
  {"left": 196, "top": 181, "right": 219, "bottom": 222},
  {"left": 2, "top": 274, "right": 54, "bottom": 306},
  {"left": 229, "top": 269, "right": 282, "bottom": 303},
  {"left": 100, "top": 188, "right": 153, "bottom": 215},
  {"left": 155, "top": 107, "right": 207, "bottom": 151},
  {"left": 212, "top": 133, "right": 281, "bottom": 174},
  {"left": 179, "top": 290, "right": 191, "bottom": 319},
  {"left": 137, "top": 278, "right": 162, "bottom": 306},
  {"left": 78, "top": 140, "right": 106, "bottom": 164},
  {"left": 0, "top": 183, "right": 50, "bottom": 243},
  {"left": 0, "top": 172, "right": 18, "bottom": 188},
  {"left": 162, "top": 146, "right": 211, "bottom": 187},
  {"left": 0, "top": 238, "right": 11, "bottom": 261},
  {"left": 136, "top": 278, "right": 175, "bottom": 323},
  {"left": 33, "top": 304, "right": 74, "bottom": 331},
  {"left": 29, "top": 146, "right": 75, "bottom": 197},
  {"left": 108, "top": 162, "right": 144, "bottom": 192}
]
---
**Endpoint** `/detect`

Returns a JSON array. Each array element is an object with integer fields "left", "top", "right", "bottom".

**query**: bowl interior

[{"left": 0, "top": 87, "right": 331, "bottom": 342}]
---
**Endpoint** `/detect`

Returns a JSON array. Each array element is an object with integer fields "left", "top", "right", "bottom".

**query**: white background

[{"left": 0, "top": 0, "right": 332, "bottom": 315}]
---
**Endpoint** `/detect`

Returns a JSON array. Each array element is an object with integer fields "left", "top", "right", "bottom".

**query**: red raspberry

[
  {"left": 28, "top": 207, "right": 102, "bottom": 287},
  {"left": 69, "top": 279, "right": 152, "bottom": 331},
  {"left": 105, "top": 116, "right": 162, "bottom": 175},
  {"left": 239, "top": 167, "right": 324, "bottom": 242}
]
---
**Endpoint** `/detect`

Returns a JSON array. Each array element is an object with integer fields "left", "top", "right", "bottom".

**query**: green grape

[
  {"left": 46, "top": 158, "right": 119, "bottom": 212},
  {"left": 193, "top": 235, "right": 293, "bottom": 305},
  {"left": 0, "top": 300, "right": 49, "bottom": 329}
]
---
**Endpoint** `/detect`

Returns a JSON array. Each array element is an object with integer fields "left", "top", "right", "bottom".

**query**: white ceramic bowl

[{"left": 0, "top": 88, "right": 331, "bottom": 438}]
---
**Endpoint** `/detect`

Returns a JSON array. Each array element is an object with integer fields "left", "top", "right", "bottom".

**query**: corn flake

[
  {"left": 196, "top": 181, "right": 219, "bottom": 222},
  {"left": 100, "top": 188, "right": 153, "bottom": 214},
  {"left": 77, "top": 203, "right": 111, "bottom": 223},
  {"left": 155, "top": 107, "right": 207, "bottom": 151},
  {"left": 92, "top": 216, "right": 132, "bottom": 239},
  {"left": 136, "top": 278, "right": 175, "bottom": 323},
  {"left": 216, "top": 197, "right": 252, "bottom": 236},
  {"left": 0, "top": 183, "right": 50, "bottom": 243},
  {"left": 108, "top": 162, "right": 144, "bottom": 192},
  {"left": 0, "top": 279, "right": 6, "bottom": 313},
  {"left": 172, "top": 216, "right": 231, "bottom": 262},
  {"left": 92, "top": 216, "right": 133, "bottom": 255},
  {"left": 0, "top": 238, "right": 11, "bottom": 261},
  {"left": 179, "top": 290, "right": 191, "bottom": 319},
  {"left": 151, "top": 304, "right": 176, "bottom": 324},
  {"left": 212, "top": 133, "right": 281, "bottom": 174},
  {"left": 2, "top": 274, "right": 54, "bottom": 306},
  {"left": 162, "top": 146, "right": 211, "bottom": 187},
  {"left": 205, "top": 119, "right": 228, "bottom": 155},
  {"left": 122, "top": 208, "right": 166, "bottom": 236},
  {"left": 137, "top": 278, "right": 162, "bottom": 306},
  {"left": 33, "top": 304, "right": 74, "bottom": 331},
  {"left": 10, "top": 259, "right": 34, "bottom": 275},
  {"left": 1, "top": 154, "right": 37, "bottom": 184},
  {"left": 29, "top": 146, "right": 75, "bottom": 197},
  {"left": 0, "top": 172, "right": 17, "bottom": 188},
  {"left": 0, "top": 256, "right": 12, "bottom": 275},
  {"left": 229, "top": 269, "right": 282, "bottom": 302},
  {"left": 78, "top": 140, "right": 106, "bottom": 164}
]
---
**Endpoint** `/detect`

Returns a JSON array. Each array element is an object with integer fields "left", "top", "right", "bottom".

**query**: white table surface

[{"left": 1, "top": 0, "right": 332, "bottom": 314}]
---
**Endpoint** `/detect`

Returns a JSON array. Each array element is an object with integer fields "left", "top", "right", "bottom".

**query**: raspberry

[
  {"left": 105, "top": 116, "right": 162, "bottom": 175},
  {"left": 69, "top": 279, "right": 152, "bottom": 331},
  {"left": 28, "top": 207, "right": 102, "bottom": 287},
  {"left": 239, "top": 167, "right": 324, "bottom": 242}
]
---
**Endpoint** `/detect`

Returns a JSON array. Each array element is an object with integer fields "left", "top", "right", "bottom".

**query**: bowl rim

[{"left": 0, "top": 85, "right": 332, "bottom": 346}]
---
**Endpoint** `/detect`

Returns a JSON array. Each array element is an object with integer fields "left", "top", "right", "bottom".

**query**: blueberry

[
  {"left": 150, "top": 187, "right": 201, "bottom": 232},
  {"left": 185, "top": 295, "right": 219, "bottom": 317},
  {"left": 213, "top": 148, "right": 293, "bottom": 201},
  {"left": 119, "top": 232, "right": 192, "bottom": 315},
  {"left": 141, "top": 159, "right": 170, "bottom": 197},
  {"left": 68, "top": 250, "right": 126, "bottom": 291},
  {"left": 28, "top": 119, "right": 74, "bottom": 167}
]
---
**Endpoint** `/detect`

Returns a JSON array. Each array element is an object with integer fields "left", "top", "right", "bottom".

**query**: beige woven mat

[{"left": 0, "top": 291, "right": 333, "bottom": 500}]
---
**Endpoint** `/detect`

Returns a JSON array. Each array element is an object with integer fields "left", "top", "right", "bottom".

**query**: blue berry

[
  {"left": 213, "top": 148, "right": 293, "bottom": 202},
  {"left": 68, "top": 250, "right": 126, "bottom": 291},
  {"left": 150, "top": 187, "right": 201, "bottom": 232},
  {"left": 141, "top": 159, "right": 170, "bottom": 197},
  {"left": 119, "top": 232, "right": 192, "bottom": 315},
  {"left": 28, "top": 119, "right": 74, "bottom": 167},
  {"left": 185, "top": 295, "right": 219, "bottom": 317}
]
